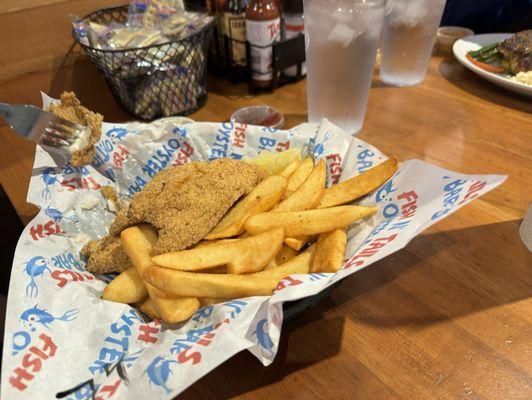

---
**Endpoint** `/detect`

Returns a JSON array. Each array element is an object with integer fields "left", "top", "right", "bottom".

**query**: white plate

[{"left": 453, "top": 33, "right": 532, "bottom": 98}]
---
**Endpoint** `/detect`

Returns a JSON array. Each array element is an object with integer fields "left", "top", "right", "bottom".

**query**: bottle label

[
  {"left": 223, "top": 12, "right": 247, "bottom": 66},
  {"left": 284, "top": 15, "right": 304, "bottom": 39},
  {"left": 283, "top": 15, "right": 306, "bottom": 77},
  {"left": 246, "top": 18, "right": 281, "bottom": 81}
]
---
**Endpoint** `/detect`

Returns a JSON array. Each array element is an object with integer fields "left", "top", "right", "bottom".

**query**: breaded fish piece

[
  {"left": 109, "top": 207, "right": 140, "bottom": 236},
  {"left": 85, "top": 159, "right": 264, "bottom": 272},
  {"left": 129, "top": 158, "right": 264, "bottom": 254},
  {"left": 81, "top": 236, "right": 130, "bottom": 274},
  {"left": 49, "top": 92, "right": 103, "bottom": 167}
]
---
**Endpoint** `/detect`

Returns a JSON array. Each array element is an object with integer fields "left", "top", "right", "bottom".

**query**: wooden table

[{"left": 1, "top": 51, "right": 531, "bottom": 399}]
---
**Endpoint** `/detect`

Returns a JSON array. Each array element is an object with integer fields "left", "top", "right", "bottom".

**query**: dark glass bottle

[
  {"left": 223, "top": 0, "right": 248, "bottom": 67},
  {"left": 245, "top": 0, "right": 281, "bottom": 88}
]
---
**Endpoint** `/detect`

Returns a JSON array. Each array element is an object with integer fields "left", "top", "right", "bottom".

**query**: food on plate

[
  {"left": 274, "top": 159, "right": 326, "bottom": 211},
  {"left": 509, "top": 71, "right": 532, "bottom": 85},
  {"left": 264, "top": 245, "right": 298, "bottom": 270},
  {"left": 205, "top": 175, "right": 287, "bottom": 239},
  {"left": 310, "top": 229, "right": 348, "bottom": 273},
  {"left": 82, "top": 236, "right": 130, "bottom": 274},
  {"left": 145, "top": 245, "right": 315, "bottom": 299},
  {"left": 279, "top": 158, "right": 302, "bottom": 178},
  {"left": 245, "top": 206, "right": 377, "bottom": 237},
  {"left": 499, "top": 30, "right": 532, "bottom": 74},
  {"left": 101, "top": 185, "right": 119, "bottom": 203},
  {"left": 274, "top": 158, "right": 326, "bottom": 247},
  {"left": 121, "top": 225, "right": 200, "bottom": 323},
  {"left": 87, "top": 158, "right": 264, "bottom": 271},
  {"left": 284, "top": 156, "right": 398, "bottom": 251},
  {"left": 284, "top": 235, "right": 316, "bottom": 251},
  {"left": 140, "top": 298, "right": 160, "bottom": 319},
  {"left": 122, "top": 159, "right": 264, "bottom": 254},
  {"left": 244, "top": 148, "right": 301, "bottom": 175},
  {"left": 152, "top": 228, "right": 285, "bottom": 274},
  {"left": 281, "top": 156, "right": 314, "bottom": 200},
  {"left": 49, "top": 92, "right": 103, "bottom": 166},
  {"left": 466, "top": 30, "right": 532, "bottom": 80},
  {"left": 199, "top": 297, "right": 225, "bottom": 306},
  {"left": 96, "top": 150, "right": 398, "bottom": 324},
  {"left": 318, "top": 156, "right": 399, "bottom": 208},
  {"left": 102, "top": 267, "right": 147, "bottom": 303}
]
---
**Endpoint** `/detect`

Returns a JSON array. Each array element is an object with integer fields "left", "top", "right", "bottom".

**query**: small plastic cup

[
  {"left": 436, "top": 26, "right": 474, "bottom": 53},
  {"left": 230, "top": 105, "right": 284, "bottom": 129}
]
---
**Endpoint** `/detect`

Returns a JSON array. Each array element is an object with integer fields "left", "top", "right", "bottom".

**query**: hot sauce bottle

[{"left": 245, "top": 0, "right": 281, "bottom": 88}]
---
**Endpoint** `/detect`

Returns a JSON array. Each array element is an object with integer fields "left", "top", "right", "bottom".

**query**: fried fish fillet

[
  {"left": 81, "top": 236, "right": 130, "bottom": 274},
  {"left": 84, "top": 159, "right": 264, "bottom": 273},
  {"left": 49, "top": 92, "right": 103, "bottom": 167},
  {"left": 129, "top": 159, "right": 264, "bottom": 254}
]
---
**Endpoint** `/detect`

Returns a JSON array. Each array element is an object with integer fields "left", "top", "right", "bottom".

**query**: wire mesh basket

[{"left": 73, "top": 6, "right": 215, "bottom": 120}]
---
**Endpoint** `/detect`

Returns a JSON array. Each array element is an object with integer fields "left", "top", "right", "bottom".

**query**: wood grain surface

[
  {"left": 0, "top": 0, "right": 118, "bottom": 81},
  {"left": 0, "top": 49, "right": 531, "bottom": 399}
]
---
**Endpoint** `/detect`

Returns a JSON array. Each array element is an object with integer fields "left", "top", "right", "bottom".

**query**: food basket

[{"left": 73, "top": 6, "right": 215, "bottom": 120}]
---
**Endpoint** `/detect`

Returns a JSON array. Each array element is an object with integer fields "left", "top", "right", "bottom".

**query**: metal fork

[{"left": 0, "top": 103, "right": 89, "bottom": 156}]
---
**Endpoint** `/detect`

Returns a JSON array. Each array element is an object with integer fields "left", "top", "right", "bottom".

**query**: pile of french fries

[{"left": 102, "top": 150, "right": 398, "bottom": 324}]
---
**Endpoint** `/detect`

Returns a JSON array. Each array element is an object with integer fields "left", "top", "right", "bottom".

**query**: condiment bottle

[
  {"left": 215, "top": 0, "right": 228, "bottom": 64},
  {"left": 282, "top": 0, "right": 306, "bottom": 77},
  {"left": 223, "top": 0, "right": 248, "bottom": 66},
  {"left": 245, "top": 0, "right": 281, "bottom": 88}
]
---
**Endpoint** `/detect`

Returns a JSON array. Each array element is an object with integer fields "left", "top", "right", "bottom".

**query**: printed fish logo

[
  {"left": 314, "top": 131, "right": 333, "bottom": 157},
  {"left": 144, "top": 356, "right": 179, "bottom": 395},
  {"left": 23, "top": 256, "right": 51, "bottom": 298},
  {"left": 105, "top": 128, "right": 129, "bottom": 141},
  {"left": 42, "top": 167, "right": 57, "bottom": 200},
  {"left": 252, "top": 319, "right": 274, "bottom": 357},
  {"left": 21, "top": 305, "right": 78, "bottom": 330},
  {"left": 44, "top": 206, "right": 79, "bottom": 223},
  {"left": 375, "top": 176, "right": 402, "bottom": 219},
  {"left": 172, "top": 126, "right": 189, "bottom": 138},
  {"left": 375, "top": 179, "right": 397, "bottom": 204}
]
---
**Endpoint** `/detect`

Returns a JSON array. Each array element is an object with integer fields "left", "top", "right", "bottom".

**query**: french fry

[
  {"left": 281, "top": 157, "right": 314, "bottom": 200},
  {"left": 264, "top": 244, "right": 298, "bottom": 270},
  {"left": 310, "top": 229, "right": 347, "bottom": 273},
  {"left": 193, "top": 239, "right": 238, "bottom": 248},
  {"left": 152, "top": 228, "right": 285, "bottom": 274},
  {"left": 140, "top": 298, "right": 160, "bottom": 319},
  {"left": 245, "top": 148, "right": 302, "bottom": 175},
  {"left": 256, "top": 244, "right": 314, "bottom": 277},
  {"left": 283, "top": 157, "right": 397, "bottom": 247},
  {"left": 318, "top": 156, "right": 398, "bottom": 208},
  {"left": 280, "top": 158, "right": 301, "bottom": 178},
  {"left": 284, "top": 235, "right": 317, "bottom": 251},
  {"left": 205, "top": 175, "right": 288, "bottom": 239},
  {"left": 245, "top": 206, "right": 377, "bottom": 237},
  {"left": 199, "top": 297, "right": 225, "bottom": 307},
  {"left": 274, "top": 159, "right": 326, "bottom": 212},
  {"left": 102, "top": 267, "right": 147, "bottom": 304},
  {"left": 121, "top": 225, "right": 199, "bottom": 323},
  {"left": 144, "top": 245, "right": 314, "bottom": 299},
  {"left": 277, "top": 244, "right": 298, "bottom": 263}
]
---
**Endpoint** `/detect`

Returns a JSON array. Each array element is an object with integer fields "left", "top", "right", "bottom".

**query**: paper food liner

[{"left": 1, "top": 94, "right": 506, "bottom": 399}]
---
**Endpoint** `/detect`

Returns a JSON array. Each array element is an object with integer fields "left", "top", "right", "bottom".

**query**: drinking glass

[
  {"left": 305, "top": 0, "right": 385, "bottom": 133},
  {"left": 379, "top": 0, "right": 446, "bottom": 86}
]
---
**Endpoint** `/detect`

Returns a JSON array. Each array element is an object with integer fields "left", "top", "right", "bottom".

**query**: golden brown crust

[
  {"left": 101, "top": 185, "right": 119, "bottom": 204},
  {"left": 49, "top": 92, "right": 103, "bottom": 167},
  {"left": 82, "top": 236, "right": 130, "bottom": 274},
  {"left": 83, "top": 159, "right": 264, "bottom": 270},
  {"left": 128, "top": 159, "right": 264, "bottom": 254},
  {"left": 109, "top": 207, "right": 140, "bottom": 236}
]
